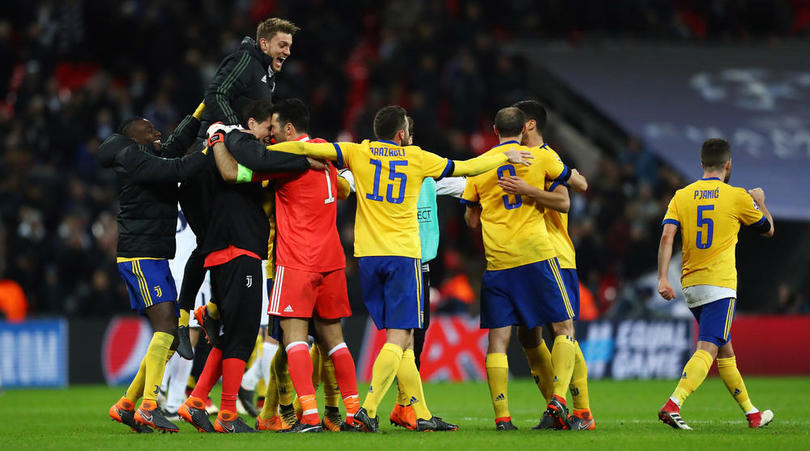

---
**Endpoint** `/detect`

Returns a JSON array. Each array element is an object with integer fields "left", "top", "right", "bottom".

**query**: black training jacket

[
  {"left": 99, "top": 115, "right": 207, "bottom": 259},
  {"left": 200, "top": 131, "right": 310, "bottom": 259},
  {"left": 200, "top": 36, "right": 276, "bottom": 136}
]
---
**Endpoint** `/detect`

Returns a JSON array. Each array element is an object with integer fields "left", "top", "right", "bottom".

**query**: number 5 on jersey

[
  {"left": 696, "top": 205, "right": 714, "bottom": 249},
  {"left": 366, "top": 158, "right": 408, "bottom": 204}
]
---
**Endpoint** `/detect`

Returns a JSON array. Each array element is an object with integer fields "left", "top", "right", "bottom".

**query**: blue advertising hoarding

[{"left": 0, "top": 319, "right": 68, "bottom": 388}]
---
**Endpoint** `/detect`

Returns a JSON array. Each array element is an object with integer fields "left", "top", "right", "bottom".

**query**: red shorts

[{"left": 268, "top": 266, "right": 351, "bottom": 319}]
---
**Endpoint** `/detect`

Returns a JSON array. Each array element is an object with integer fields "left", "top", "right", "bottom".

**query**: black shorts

[{"left": 209, "top": 255, "right": 263, "bottom": 361}]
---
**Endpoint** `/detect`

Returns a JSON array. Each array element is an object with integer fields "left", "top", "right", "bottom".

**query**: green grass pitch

[{"left": 1, "top": 377, "right": 808, "bottom": 449}]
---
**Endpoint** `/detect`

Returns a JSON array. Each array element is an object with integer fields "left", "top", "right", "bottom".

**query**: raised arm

[
  {"left": 657, "top": 223, "right": 679, "bottom": 301},
  {"left": 160, "top": 102, "right": 206, "bottom": 158},
  {"left": 747, "top": 188, "right": 774, "bottom": 238},
  {"left": 568, "top": 168, "right": 588, "bottom": 193},
  {"left": 498, "top": 176, "right": 570, "bottom": 213}
]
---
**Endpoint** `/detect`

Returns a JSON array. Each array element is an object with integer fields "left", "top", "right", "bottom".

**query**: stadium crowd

[{"left": 1, "top": 0, "right": 809, "bottom": 320}]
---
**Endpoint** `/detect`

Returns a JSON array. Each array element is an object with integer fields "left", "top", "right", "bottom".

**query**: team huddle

[{"left": 100, "top": 17, "right": 775, "bottom": 435}]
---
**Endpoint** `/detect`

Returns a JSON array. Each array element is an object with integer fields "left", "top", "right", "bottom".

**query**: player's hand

[
  {"left": 498, "top": 175, "right": 531, "bottom": 196},
  {"left": 658, "top": 279, "right": 676, "bottom": 301},
  {"left": 205, "top": 122, "right": 241, "bottom": 138},
  {"left": 307, "top": 157, "right": 327, "bottom": 171},
  {"left": 572, "top": 168, "right": 582, "bottom": 178},
  {"left": 504, "top": 149, "right": 534, "bottom": 166},
  {"left": 748, "top": 187, "right": 766, "bottom": 204}
]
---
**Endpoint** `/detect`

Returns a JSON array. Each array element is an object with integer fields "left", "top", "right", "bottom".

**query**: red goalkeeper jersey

[{"left": 267, "top": 135, "right": 346, "bottom": 272}]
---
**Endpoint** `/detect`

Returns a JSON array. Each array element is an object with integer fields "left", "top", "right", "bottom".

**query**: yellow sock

[
  {"left": 362, "top": 343, "right": 403, "bottom": 418},
  {"left": 551, "top": 335, "right": 577, "bottom": 399},
  {"left": 570, "top": 341, "right": 590, "bottom": 410},
  {"left": 125, "top": 359, "right": 146, "bottom": 403},
  {"left": 672, "top": 349, "right": 714, "bottom": 406},
  {"left": 717, "top": 356, "right": 755, "bottom": 413},
  {"left": 311, "top": 345, "right": 322, "bottom": 389},
  {"left": 141, "top": 331, "right": 174, "bottom": 404},
  {"left": 207, "top": 302, "right": 220, "bottom": 320},
  {"left": 396, "top": 380, "right": 409, "bottom": 405},
  {"left": 186, "top": 374, "right": 197, "bottom": 389},
  {"left": 246, "top": 334, "right": 263, "bottom": 369},
  {"left": 523, "top": 342, "right": 553, "bottom": 403},
  {"left": 486, "top": 353, "right": 510, "bottom": 420},
  {"left": 259, "top": 371, "right": 279, "bottom": 419},
  {"left": 257, "top": 377, "right": 266, "bottom": 397},
  {"left": 272, "top": 347, "right": 293, "bottom": 406},
  {"left": 396, "top": 349, "right": 431, "bottom": 420},
  {"left": 178, "top": 309, "right": 190, "bottom": 328},
  {"left": 320, "top": 346, "right": 341, "bottom": 409}
]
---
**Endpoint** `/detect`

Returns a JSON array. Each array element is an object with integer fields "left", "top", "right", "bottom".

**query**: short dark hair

[
  {"left": 119, "top": 117, "right": 144, "bottom": 138},
  {"left": 273, "top": 98, "right": 309, "bottom": 133},
  {"left": 512, "top": 99, "right": 548, "bottom": 132},
  {"left": 494, "top": 107, "right": 526, "bottom": 137},
  {"left": 241, "top": 100, "right": 274, "bottom": 126},
  {"left": 256, "top": 18, "right": 300, "bottom": 41},
  {"left": 373, "top": 105, "right": 407, "bottom": 140},
  {"left": 407, "top": 116, "right": 414, "bottom": 138},
  {"left": 700, "top": 138, "right": 731, "bottom": 170}
]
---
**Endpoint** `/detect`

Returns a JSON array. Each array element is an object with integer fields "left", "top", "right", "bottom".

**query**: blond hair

[{"left": 256, "top": 18, "right": 300, "bottom": 42}]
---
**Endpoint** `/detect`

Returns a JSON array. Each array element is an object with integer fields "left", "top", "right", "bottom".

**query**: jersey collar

[
  {"left": 295, "top": 134, "right": 310, "bottom": 142},
  {"left": 377, "top": 139, "right": 399, "bottom": 146},
  {"left": 493, "top": 140, "right": 520, "bottom": 148},
  {"left": 701, "top": 177, "right": 721, "bottom": 181}
]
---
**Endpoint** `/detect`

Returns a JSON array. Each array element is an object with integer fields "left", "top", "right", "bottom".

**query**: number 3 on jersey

[
  {"left": 366, "top": 159, "right": 408, "bottom": 204},
  {"left": 497, "top": 165, "right": 522, "bottom": 209},
  {"left": 696, "top": 205, "right": 714, "bottom": 249}
]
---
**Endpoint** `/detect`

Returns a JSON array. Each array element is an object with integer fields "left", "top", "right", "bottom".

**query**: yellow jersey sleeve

[
  {"left": 735, "top": 189, "right": 765, "bottom": 226},
  {"left": 421, "top": 150, "right": 454, "bottom": 179},
  {"left": 461, "top": 177, "right": 480, "bottom": 205},
  {"left": 451, "top": 152, "right": 509, "bottom": 177},
  {"left": 662, "top": 197, "right": 681, "bottom": 228},
  {"left": 336, "top": 174, "right": 351, "bottom": 200}
]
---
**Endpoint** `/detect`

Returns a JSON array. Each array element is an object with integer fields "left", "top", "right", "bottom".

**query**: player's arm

[
  {"left": 204, "top": 52, "right": 251, "bottom": 126},
  {"left": 336, "top": 171, "right": 352, "bottom": 200},
  {"left": 224, "top": 131, "right": 314, "bottom": 174},
  {"left": 448, "top": 149, "right": 533, "bottom": 177},
  {"left": 116, "top": 142, "right": 209, "bottom": 184},
  {"left": 747, "top": 188, "right": 774, "bottom": 238},
  {"left": 497, "top": 176, "right": 570, "bottom": 213},
  {"left": 568, "top": 168, "right": 588, "bottom": 193},
  {"left": 464, "top": 205, "right": 482, "bottom": 229},
  {"left": 159, "top": 102, "right": 206, "bottom": 158},
  {"left": 435, "top": 176, "right": 466, "bottom": 198},
  {"left": 658, "top": 199, "right": 681, "bottom": 301},
  {"left": 657, "top": 224, "right": 678, "bottom": 301}
]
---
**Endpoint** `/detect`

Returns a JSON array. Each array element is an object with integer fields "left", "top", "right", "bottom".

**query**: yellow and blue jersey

[
  {"left": 663, "top": 177, "right": 765, "bottom": 290},
  {"left": 541, "top": 145, "right": 576, "bottom": 270},
  {"left": 462, "top": 141, "right": 569, "bottom": 271}
]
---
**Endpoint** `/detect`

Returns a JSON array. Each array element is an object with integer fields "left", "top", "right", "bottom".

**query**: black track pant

[
  {"left": 209, "top": 255, "right": 263, "bottom": 361},
  {"left": 178, "top": 246, "right": 206, "bottom": 312},
  {"left": 413, "top": 265, "right": 431, "bottom": 369}
]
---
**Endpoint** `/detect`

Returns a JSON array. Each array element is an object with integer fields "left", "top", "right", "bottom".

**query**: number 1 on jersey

[{"left": 323, "top": 169, "right": 335, "bottom": 204}]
